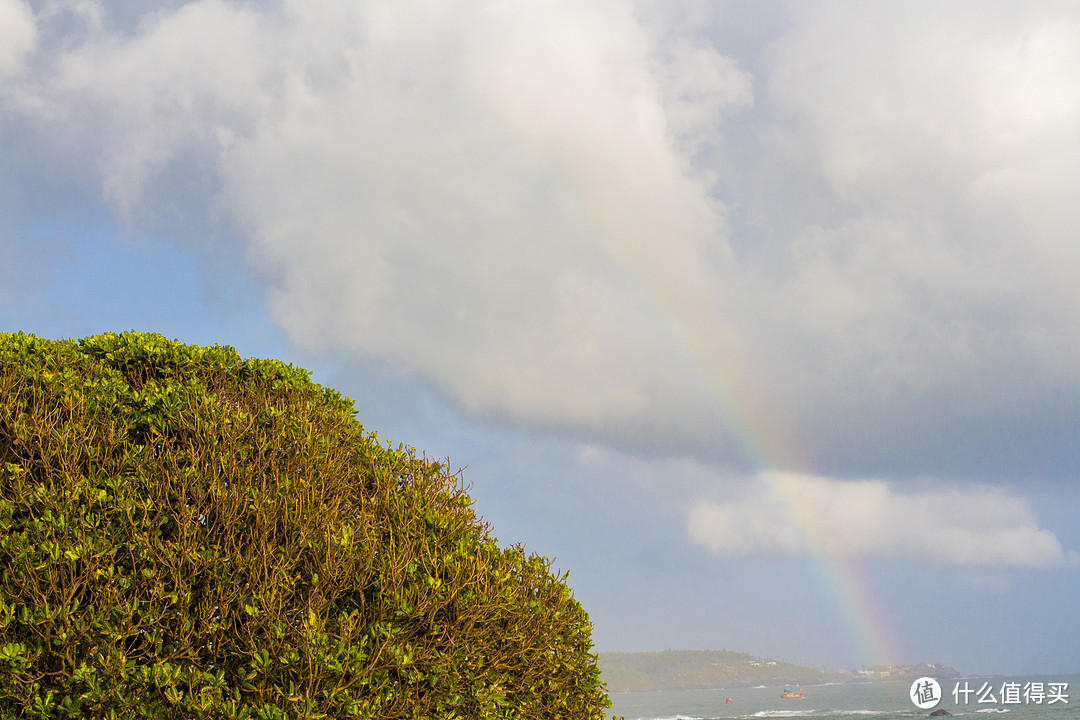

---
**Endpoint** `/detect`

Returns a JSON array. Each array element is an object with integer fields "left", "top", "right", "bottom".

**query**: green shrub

[{"left": 0, "top": 332, "right": 609, "bottom": 719}]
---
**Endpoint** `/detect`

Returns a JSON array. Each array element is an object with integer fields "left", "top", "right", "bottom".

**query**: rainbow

[
  {"left": 688, "top": 319, "right": 900, "bottom": 668},
  {"left": 574, "top": 183, "right": 900, "bottom": 668},
  {"left": 762, "top": 472, "right": 900, "bottom": 668}
]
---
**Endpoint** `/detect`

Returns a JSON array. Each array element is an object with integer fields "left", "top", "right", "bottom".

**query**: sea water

[{"left": 608, "top": 677, "right": 1080, "bottom": 720}]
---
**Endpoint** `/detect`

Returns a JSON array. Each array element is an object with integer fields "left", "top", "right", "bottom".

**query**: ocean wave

[
  {"left": 975, "top": 709, "right": 1011, "bottom": 714},
  {"left": 834, "top": 711, "right": 885, "bottom": 715},
  {"left": 746, "top": 712, "right": 883, "bottom": 718}
]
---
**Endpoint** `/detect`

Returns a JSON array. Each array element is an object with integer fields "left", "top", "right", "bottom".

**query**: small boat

[{"left": 781, "top": 688, "right": 805, "bottom": 699}]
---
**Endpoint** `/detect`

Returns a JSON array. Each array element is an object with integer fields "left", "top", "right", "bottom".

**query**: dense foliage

[{"left": 0, "top": 332, "right": 608, "bottom": 719}]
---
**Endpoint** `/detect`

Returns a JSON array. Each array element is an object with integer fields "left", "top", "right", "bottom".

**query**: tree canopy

[{"left": 0, "top": 331, "right": 608, "bottom": 719}]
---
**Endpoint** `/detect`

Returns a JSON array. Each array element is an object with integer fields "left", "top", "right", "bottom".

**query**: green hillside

[{"left": 599, "top": 651, "right": 959, "bottom": 693}]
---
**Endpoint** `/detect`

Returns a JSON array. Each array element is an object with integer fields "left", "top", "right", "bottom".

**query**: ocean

[{"left": 608, "top": 676, "right": 1080, "bottom": 720}]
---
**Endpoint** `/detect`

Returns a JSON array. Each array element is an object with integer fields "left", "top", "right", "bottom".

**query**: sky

[{"left": 2, "top": 0, "right": 1080, "bottom": 677}]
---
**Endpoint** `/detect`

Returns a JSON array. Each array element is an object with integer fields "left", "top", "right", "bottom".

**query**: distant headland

[{"left": 599, "top": 650, "right": 959, "bottom": 693}]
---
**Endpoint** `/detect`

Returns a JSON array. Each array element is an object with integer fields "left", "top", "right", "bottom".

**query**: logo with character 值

[{"left": 911, "top": 677, "right": 942, "bottom": 710}]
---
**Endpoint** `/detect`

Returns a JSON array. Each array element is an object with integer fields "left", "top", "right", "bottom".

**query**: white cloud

[
  {"left": 215, "top": 0, "right": 751, "bottom": 437},
  {"left": 34, "top": 0, "right": 274, "bottom": 223},
  {"left": 6, "top": 0, "right": 1080, "bottom": 475},
  {"left": 756, "top": 0, "right": 1080, "bottom": 390},
  {"left": 688, "top": 472, "right": 1073, "bottom": 568},
  {"left": 2, "top": 1, "right": 756, "bottom": 447},
  {"left": 0, "top": 0, "right": 35, "bottom": 76},
  {"left": 717, "top": 1, "right": 1080, "bottom": 472},
  {"left": 765, "top": 2, "right": 1080, "bottom": 195}
]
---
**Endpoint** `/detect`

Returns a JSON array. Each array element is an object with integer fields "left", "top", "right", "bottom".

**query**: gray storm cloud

[{"left": 4, "top": 0, "right": 1080, "bottom": 478}]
